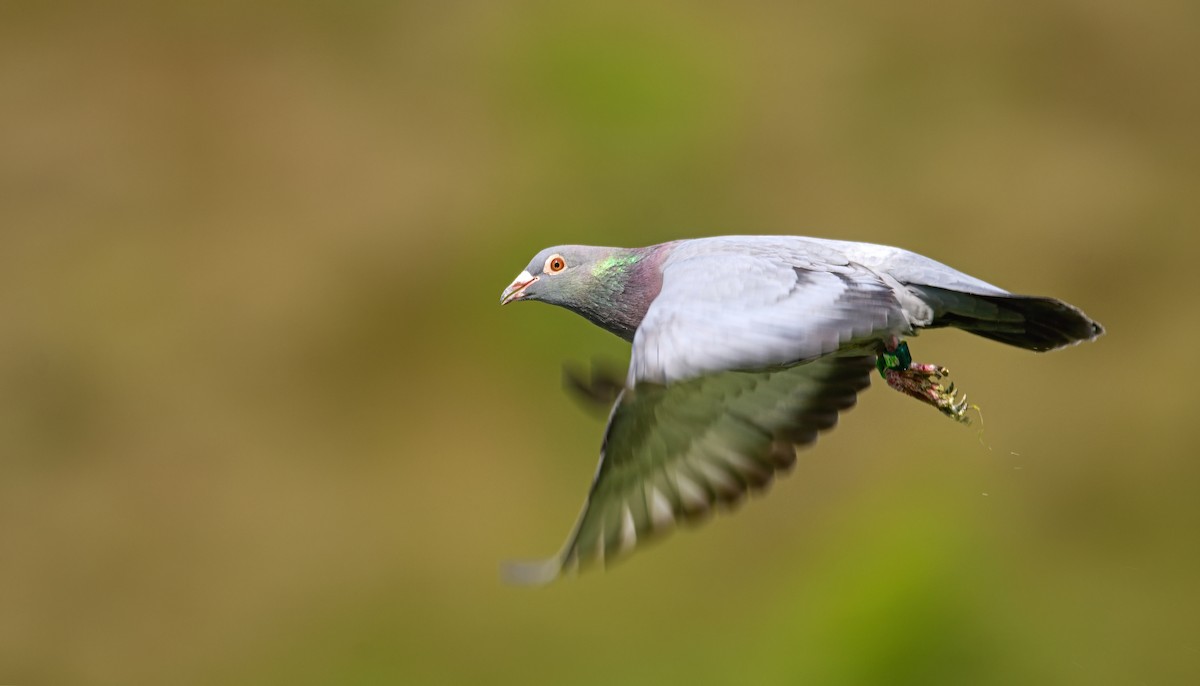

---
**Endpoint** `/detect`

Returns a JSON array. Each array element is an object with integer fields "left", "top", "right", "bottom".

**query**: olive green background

[{"left": 2, "top": 1, "right": 1197, "bottom": 684}]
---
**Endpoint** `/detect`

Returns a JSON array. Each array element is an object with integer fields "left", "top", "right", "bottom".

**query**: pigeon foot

[{"left": 877, "top": 338, "right": 971, "bottom": 423}]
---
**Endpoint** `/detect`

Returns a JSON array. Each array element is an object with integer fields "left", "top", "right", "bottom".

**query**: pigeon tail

[{"left": 910, "top": 285, "right": 1105, "bottom": 352}]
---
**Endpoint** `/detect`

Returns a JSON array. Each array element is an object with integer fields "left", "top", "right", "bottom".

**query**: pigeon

[{"left": 499, "top": 235, "right": 1103, "bottom": 584}]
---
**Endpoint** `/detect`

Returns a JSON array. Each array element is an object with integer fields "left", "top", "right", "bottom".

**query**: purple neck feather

[{"left": 577, "top": 243, "right": 675, "bottom": 341}]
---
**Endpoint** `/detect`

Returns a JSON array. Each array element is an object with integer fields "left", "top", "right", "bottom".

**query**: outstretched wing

[
  {"left": 503, "top": 354, "right": 873, "bottom": 585},
  {"left": 629, "top": 246, "right": 909, "bottom": 384}
]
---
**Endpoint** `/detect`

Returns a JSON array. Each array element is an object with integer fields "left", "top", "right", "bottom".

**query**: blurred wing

[
  {"left": 630, "top": 251, "right": 907, "bottom": 384},
  {"left": 503, "top": 354, "right": 873, "bottom": 585}
]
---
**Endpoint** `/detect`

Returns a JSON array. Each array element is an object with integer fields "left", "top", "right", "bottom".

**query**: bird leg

[{"left": 877, "top": 337, "right": 971, "bottom": 423}]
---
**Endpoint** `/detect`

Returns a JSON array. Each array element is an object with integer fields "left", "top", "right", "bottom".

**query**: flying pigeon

[{"left": 499, "top": 235, "right": 1103, "bottom": 584}]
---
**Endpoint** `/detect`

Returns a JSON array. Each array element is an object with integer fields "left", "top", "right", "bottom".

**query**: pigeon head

[
  {"left": 500, "top": 245, "right": 614, "bottom": 307},
  {"left": 500, "top": 244, "right": 664, "bottom": 341}
]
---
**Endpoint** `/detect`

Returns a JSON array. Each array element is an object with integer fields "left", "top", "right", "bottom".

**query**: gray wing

[
  {"left": 808, "top": 237, "right": 1011, "bottom": 297},
  {"left": 629, "top": 249, "right": 909, "bottom": 384},
  {"left": 502, "top": 355, "right": 873, "bottom": 585}
]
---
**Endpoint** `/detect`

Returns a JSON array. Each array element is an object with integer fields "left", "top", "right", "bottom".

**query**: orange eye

[{"left": 545, "top": 255, "right": 566, "bottom": 274}]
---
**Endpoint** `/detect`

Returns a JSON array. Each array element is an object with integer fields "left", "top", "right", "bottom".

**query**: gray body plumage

[{"left": 500, "top": 235, "right": 1103, "bottom": 584}]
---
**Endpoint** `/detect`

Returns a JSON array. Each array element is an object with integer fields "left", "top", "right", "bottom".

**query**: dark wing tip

[{"left": 501, "top": 557, "right": 563, "bottom": 587}]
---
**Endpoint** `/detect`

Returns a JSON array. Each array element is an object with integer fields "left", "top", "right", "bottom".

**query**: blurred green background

[{"left": 2, "top": 1, "right": 1197, "bottom": 684}]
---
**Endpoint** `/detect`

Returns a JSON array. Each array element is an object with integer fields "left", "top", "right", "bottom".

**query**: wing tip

[{"left": 501, "top": 557, "right": 563, "bottom": 587}]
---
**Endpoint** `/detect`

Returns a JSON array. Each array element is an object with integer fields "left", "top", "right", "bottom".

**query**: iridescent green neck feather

[{"left": 570, "top": 247, "right": 667, "bottom": 342}]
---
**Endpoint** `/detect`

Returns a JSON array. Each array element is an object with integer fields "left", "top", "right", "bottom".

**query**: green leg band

[{"left": 876, "top": 341, "right": 913, "bottom": 378}]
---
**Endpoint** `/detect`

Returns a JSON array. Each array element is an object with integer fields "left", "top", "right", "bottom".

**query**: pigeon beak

[{"left": 501, "top": 271, "right": 539, "bottom": 305}]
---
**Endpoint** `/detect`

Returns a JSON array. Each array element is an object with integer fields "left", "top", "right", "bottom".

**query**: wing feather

[
  {"left": 502, "top": 355, "right": 873, "bottom": 585},
  {"left": 629, "top": 251, "right": 907, "bottom": 384}
]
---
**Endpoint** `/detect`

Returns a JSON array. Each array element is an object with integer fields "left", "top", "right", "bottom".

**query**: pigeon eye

[{"left": 545, "top": 255, "right": 566, "bottom": 274}]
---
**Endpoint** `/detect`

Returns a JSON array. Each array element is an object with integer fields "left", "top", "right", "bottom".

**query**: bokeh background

[{"left": 2, "top": 1, "right": 1198, "bottom": 684}]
